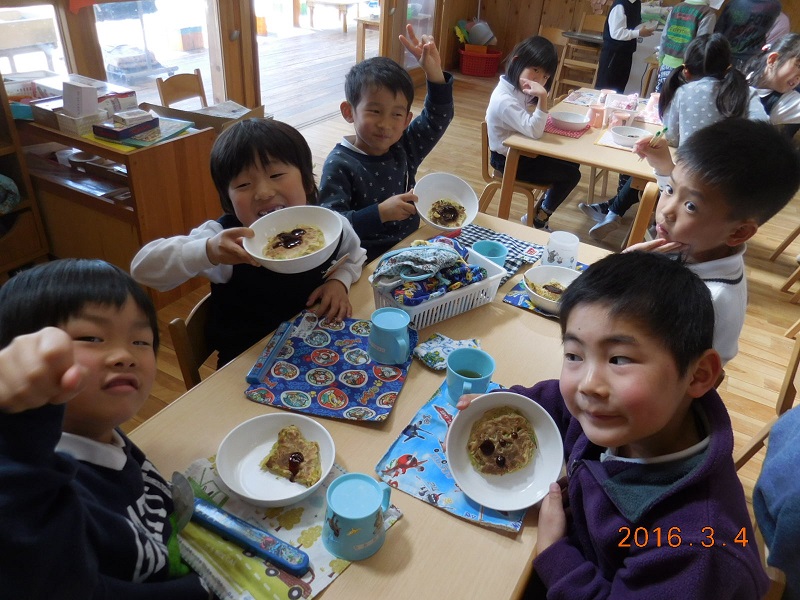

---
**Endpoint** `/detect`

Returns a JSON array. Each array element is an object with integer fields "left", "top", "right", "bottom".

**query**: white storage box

[{"left": 372, "top": 249, "right": 505, "bottom": 329}]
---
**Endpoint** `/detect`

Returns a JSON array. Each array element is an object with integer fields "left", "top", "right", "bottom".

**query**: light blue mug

[
  {"left": 368, "top": 307, "right": 411, "bottom": 365},
  {"left": 446, "top": 347, "right": 496, "bottom": 405},
  {"left": 472, "top": 240, "right": 508, "bottom": 267},
  {"left": 322, "top": 473, "right": 391, "bottom": 561}
]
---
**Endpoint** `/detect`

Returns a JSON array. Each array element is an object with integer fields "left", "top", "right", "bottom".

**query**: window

[{"left": 0, "top": 5, "right": 67, "bottom": 77}]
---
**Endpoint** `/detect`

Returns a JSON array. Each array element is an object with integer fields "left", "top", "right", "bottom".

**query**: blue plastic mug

[
  {"left": 368, "top": 307, "right": 411, "bottom": 365},
  {"left": 472, "top": 240, "right": 508, "bottom": 267},
  {"left": 446, "top": 347, "right": 496, "bottom": 405},
  {"left": 322, "top": 473, "right": 391, "bottom": 561}
]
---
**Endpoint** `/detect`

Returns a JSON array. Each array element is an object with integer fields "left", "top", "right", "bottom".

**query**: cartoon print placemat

[
  {"left": 453, "top": 225, "right": 544, "bottom": 285},
  {"left": 503, "top": 263, "right": 588, "bottom": 319},
  {"left": 375, "top": 382, "right": 528, "bottom": 532},
  {"left": 180, "top": 458, "right": 402, "bottom": 600},
  {"left": 245, "top": 311, "right": 418, "bottom": 422}
]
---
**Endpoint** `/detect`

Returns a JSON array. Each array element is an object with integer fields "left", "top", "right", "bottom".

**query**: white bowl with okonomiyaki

[
  {"left": 445, "top": 391, "right": 563, "bottom": 511},
  {"left": 243, "top": 205, "right": 343, "bottom": 274},
  {"left": 414, "top": 172, "right": 479, "bottom": 232},
  {"left": 216, "top": 413, "right": 335, "bottom": 507}
]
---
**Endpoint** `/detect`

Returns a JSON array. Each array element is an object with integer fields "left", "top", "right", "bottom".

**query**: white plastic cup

[{"left": 542, "top": 231, "right": 579, "bottom": 268}]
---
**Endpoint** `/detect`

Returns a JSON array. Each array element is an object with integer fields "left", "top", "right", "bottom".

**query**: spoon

[{"left": 171, "top": 472, "right": 310, "bottom": 576}]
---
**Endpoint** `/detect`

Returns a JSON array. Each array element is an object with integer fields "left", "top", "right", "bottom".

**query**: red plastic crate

[{"left": 458, "top": 49, "right": 502, "bottom": 77}]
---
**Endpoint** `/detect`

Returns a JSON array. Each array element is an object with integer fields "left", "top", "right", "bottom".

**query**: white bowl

[
  {"left": 445, "top": 391, "right": 564, "bottom": 511},
  {"left": 522, "top": 265, "right": 581, "bottom": 314},
  {"left": 242, "top": 205, "right": 343, "bottom": 274},
  {"left": 216, "top": 413, "right": 335, "bottom": 507},
  {"left": 550, "top": 110, "right": 590, "bottom": 131},
  {"left": 414, "top": 172, "right": 479, "bottom": 232},
  {"left": 610, "top": 126, "right": 649, "bottom": 148}
]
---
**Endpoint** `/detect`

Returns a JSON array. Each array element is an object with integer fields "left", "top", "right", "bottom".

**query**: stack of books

[{"left": 92, "top": 109, "right": 159, "bottom": 141}]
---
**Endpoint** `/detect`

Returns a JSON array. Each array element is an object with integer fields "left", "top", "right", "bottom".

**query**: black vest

[
  {"left": 603, "top": 0, "right": 642, "bottom": 55},
  {"left": 208, "top": 213, "right": 343, "bottom": 366}
]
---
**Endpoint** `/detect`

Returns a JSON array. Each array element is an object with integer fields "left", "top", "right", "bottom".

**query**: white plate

[
  {"left": 445, "top": 391, "right": 564, "bottom": 511},
  {"left": 414, "top": 172, "right": 479, "bottom": 232},
  {"left": 216, "top": 413, "right": 335, "bottom": 507}
]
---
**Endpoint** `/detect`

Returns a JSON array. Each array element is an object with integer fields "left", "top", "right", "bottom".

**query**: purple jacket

[{"left": 510, "top": 380, "right": 768, "bottom": 599}]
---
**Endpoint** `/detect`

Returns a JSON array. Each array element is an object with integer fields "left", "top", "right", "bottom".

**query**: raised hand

[
  {"left": 205, "top": 227, "right": 259, "bottom": 266},
  {"left": 399, "top": 24, "right": 445, "bottom": 84}
]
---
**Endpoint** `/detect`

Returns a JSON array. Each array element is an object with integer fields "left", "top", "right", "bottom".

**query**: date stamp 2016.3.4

[{"left": 618, "top": 526, "right": 750, "bottom": 549}]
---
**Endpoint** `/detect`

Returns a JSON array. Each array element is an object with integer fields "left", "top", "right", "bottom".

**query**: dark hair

[
  {"left": 0, "top": 259, "right": 159, "bottom": 351},
  {"left": 675, "top": 118, "right": 800, "bottom": 223},
  {"left": 504, "top": 36, "right": 559, "bottom": 92},
  {"left": 659, "top": 33, "right": 749, "bottom": 119},
  {"left": 344, "top": 56, "right": 415, "bottom": 111},
  {"left": 746, "top": 32, "right": 800, "bottom": 88},
  {"left": 209, "top": 118, "right": 318, "bottom": 215},
  {"left": 560, "top": 252, "right": 713, "bottom": 376}
]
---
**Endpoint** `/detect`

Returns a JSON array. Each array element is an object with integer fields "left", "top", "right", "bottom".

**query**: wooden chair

[
  {"left": 156, "top": 68, "right": 208, "bottom": 108},
  {"left": 623, "top": 181, "right": 660, "bottom": 249},
  {"left": 538, "top": 26, "right": 567, "bottom": 103},
  {"left": 552, "top": 13, "right": 606, "bottom": 99},
  {"left": 478, "top": 121, "right": 550, "bottom": 226},
  {"left": 733, "top": 332, "right": 800, "bottom": 470},
  {"left": 168, "top": 293, "right": 213, "bottom": 390}
]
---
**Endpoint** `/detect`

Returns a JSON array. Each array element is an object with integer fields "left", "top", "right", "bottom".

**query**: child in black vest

[
  {"left": 131, "top": 119, "right": 367, "bottom": 366},
  {"left": 597, "top": 0, "right": 655, "bottom": 93}
]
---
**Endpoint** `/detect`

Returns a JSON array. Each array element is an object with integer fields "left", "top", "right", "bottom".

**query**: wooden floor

[{"left": 125, "top": 73, "right": 800, "bottom": 509}]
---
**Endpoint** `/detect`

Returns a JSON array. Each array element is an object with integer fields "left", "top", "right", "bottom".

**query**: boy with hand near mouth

[{"left": 627, "top": 118, "right": 800, "bottom": 364}]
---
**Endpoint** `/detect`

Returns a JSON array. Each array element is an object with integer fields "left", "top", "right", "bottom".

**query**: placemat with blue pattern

[
  {"left": 375, "top": 381, "right": 528, "bottom": 532},
  {"left": 503, "top": 262, "right": 588, "bottom": 319},
  {"left": 245, "top": 311, "right": 417, "bottom": 422},
  {"left": 453, "top": 224, "right": 544, "bottom": 285}
]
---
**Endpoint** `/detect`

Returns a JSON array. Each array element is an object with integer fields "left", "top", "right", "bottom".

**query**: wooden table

[
  {"left": 497, "top": 90, "right": 667, "bottom": 220},
  {"left": 355, "top": 17, "right": 379, "bottom": 62},
  {"left": 307, "top": 0, "right": 359, "bottom": 33},
  {"left": 130, "top": 213, "right": 608, "bottom": 599}
]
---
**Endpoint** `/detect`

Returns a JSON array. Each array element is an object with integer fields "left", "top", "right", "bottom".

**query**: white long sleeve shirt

[
  {"left": 608, "top": 0, "right": 647, "bottom": 41},
  {"left": 485, "top": 76, "right": 548, "bottom": 156},
  {"left": 131, "top": 213, "right": 366, "bottom": 292}
]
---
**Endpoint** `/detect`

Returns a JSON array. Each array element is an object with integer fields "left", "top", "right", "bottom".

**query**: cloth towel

[{"left": 412, "top": 333, "right": 481, "bottom": 370}]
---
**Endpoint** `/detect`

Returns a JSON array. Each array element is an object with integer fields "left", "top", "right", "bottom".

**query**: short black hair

[
  {"left": 504, "top": 36, "right": 559, "bottom": 92},
  {"left": 0, "top": 259, "right": 159, "bottom": 351},
  {"left": 209, "top": 118, "right": 318, "bottom": 215},
  {"left": 344, "top": 56, "right": 415, "bottom": 111},
  {"left": 675, "top": 118, "right": 800, "bottom": 224},
  {"left": 560, "top": 252, "right": 714, "bottom": 376}
]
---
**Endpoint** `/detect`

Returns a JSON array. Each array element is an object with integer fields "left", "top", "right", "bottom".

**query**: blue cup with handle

[
  {"left": 368, "top": 307, "right": 411, "bottom": 365},
  {"left": 446, "top": 347, "right": 496, "bottom": 405},
  {"left": 322, "top": 473, "right": 391, "bottom": 561},
  {"left": 472, "top": 240, "right": 508, "bottom": 267}
]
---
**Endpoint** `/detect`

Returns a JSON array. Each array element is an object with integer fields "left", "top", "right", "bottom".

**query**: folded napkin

[
  {"left": 373, "top": 241, "right": 465, "bottom": 281},
  {"left": 375, "top": 382, "right": 528, "bottom": 532},
  {"left": 453, "top": 225, "right": 544, "bottom": 285},
  {"left": 413, "top": 333, "right": 481, "bottom": 370},
  {"left": 179, "top": 458, "right": 402, "bottom": 600},
  {"left": 545, "top": 115, "right": 591, "bottom": 138}
]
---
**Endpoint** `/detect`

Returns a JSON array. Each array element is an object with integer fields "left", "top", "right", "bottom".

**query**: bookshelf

[
  {"left": 17, "top": 119, "right": 221, "bottom": 309},
  {"left": 0, "top": 79, "right": 49, "bottom": 284}
]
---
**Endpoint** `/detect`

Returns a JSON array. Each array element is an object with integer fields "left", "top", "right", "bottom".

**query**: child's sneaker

[
  {"left": 533, "top": 208, "right": 552, "bottom": 231},
  {"left": 589, "top": 212, "right": 621, "bottom": 241},
  {"left": 578, "top": 202, "right": 609, "bottom": 222}
]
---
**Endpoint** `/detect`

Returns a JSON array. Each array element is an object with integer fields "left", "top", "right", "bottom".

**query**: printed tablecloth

[
  {"left": 375, "top": 382, "right": 529, "bottom": 532},
  {"left": 245, "top": 311, "right": 417, "bottom": 422}
]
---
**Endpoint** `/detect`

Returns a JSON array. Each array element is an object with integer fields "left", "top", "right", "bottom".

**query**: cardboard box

[
  {"left": 56, "top": 109, "right": 108, "bottom": 137},
  {"left": 139, "top": 101, "right": 266, "bottom": 134},
  {"left": 93, "top": 116, "right": 159, "bottom": 140},
  {"left": 30, "top": 97, "right": 64, "bottom": 129},
  {"left": 62, "top": 81, "right": 97, "bottom": 117},
  {"left": 34, "top": 74, "right": 138, "bottom": 116}
]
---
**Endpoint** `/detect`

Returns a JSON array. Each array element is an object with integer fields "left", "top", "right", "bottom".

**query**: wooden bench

[{"left": 307, "top": 0, "right": 359, "bottom": 33}]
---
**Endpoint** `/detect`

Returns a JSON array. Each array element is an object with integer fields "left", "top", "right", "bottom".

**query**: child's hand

[
  {"left": 521, "top": 80, "right": 548, "bottom": 111},
  {"left": 455, "top": 394, "right": 482, "bottom": 410},
  {"left": 307, "top": 280, "right": 352, "bottom": 323},
  {"left": 634, "top": 135, "right": 674, "bottom": 175},
  {"left": 379, "top": 192, "right": 418, "bottom": 223},
  {"left": 399, "top": 24, "right": 445, "bottom": 84},
  {"left": 624, "top": 238, "right": 687, "bottom": 254},
  {"left": 206, "top": 227, "right": 259, "bottom": 267},
  {"left": 0, "top": 328, "right": 87, "bottom": 414},
  {"left": 639, "top": 24, "right": 655, "bottom": 37},
  {"left": 535, "top": 481, "right": 568, "bottom": 556}
]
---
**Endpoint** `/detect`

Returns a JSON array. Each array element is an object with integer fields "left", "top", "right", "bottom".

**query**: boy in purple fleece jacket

[{"left": 459, "top": 251, "right": 767, "bottom": 598}]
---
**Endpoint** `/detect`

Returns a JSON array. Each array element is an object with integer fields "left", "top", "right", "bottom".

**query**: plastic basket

[
  {"left": 458, "top": 49, "right": 502, "bottom": 77},
  {"left": 372, "top": 249, "right": 505, "bottom": 329}
]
